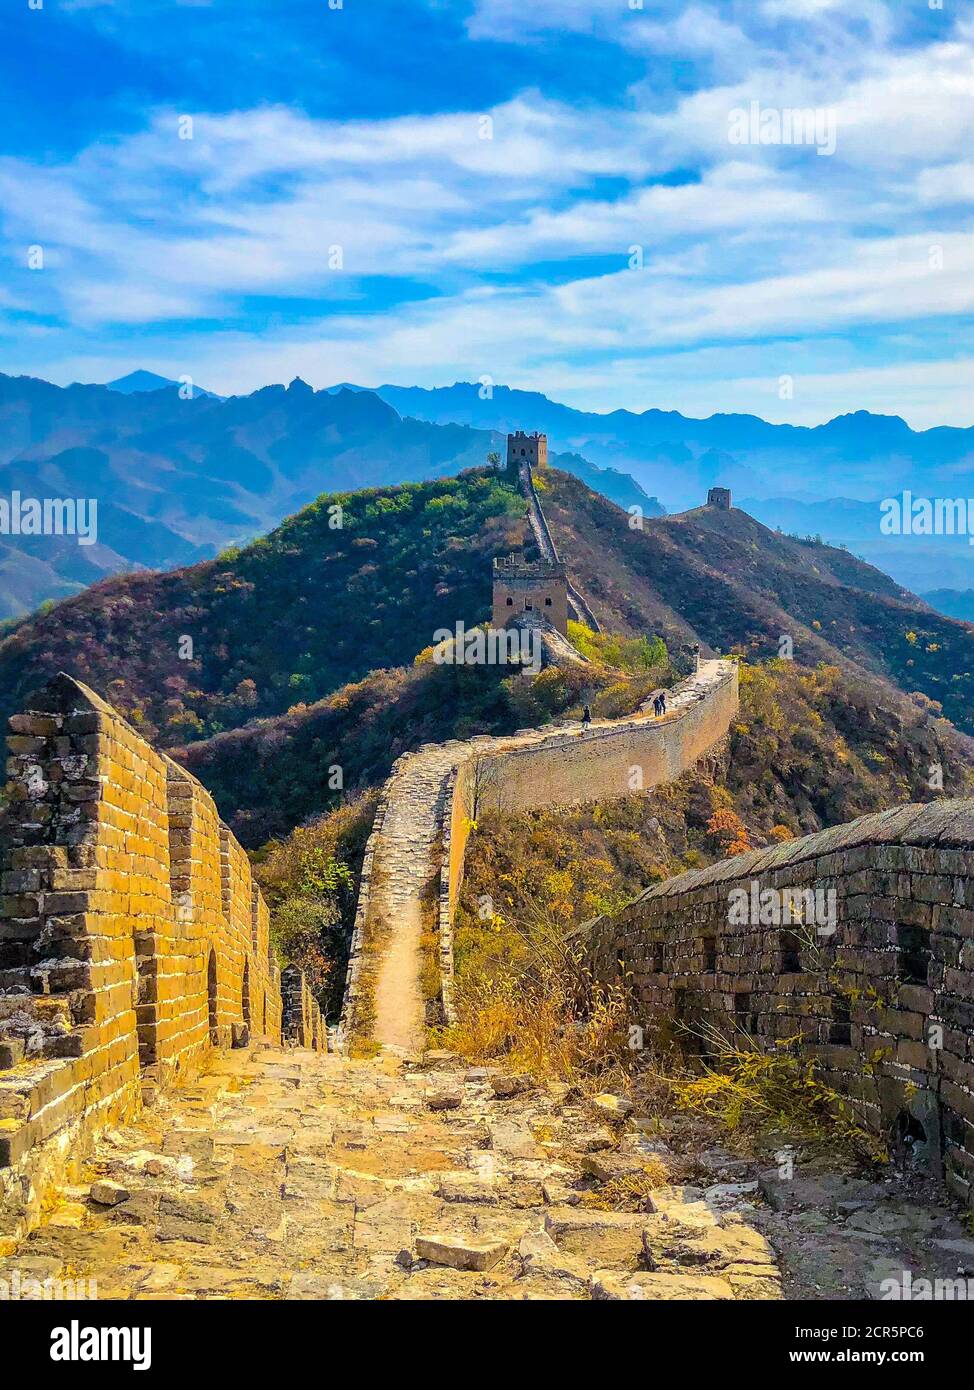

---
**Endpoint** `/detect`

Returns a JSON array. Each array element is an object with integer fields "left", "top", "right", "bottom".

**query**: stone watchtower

[
  {"left": 506, "top": 430, "right": 547, "bottom": 473},
  {"left": 492, "top": 554, "right": 568, "bottom": 636},
  {"left": 707, "top": 487, "right": 732, "bottom": 510}
]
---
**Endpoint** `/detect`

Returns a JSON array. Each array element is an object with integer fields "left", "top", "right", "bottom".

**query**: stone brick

[{"left": 0, "top": 672, "right": 293, "bottom": 1248}]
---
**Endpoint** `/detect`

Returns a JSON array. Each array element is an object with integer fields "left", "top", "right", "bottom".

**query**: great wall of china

[
  {"left": 0, "top": 674, "right": 324, "bottom": 1249},
  {"left": 340, "top": 657, "right": 740, "bottom": 1046},
  {"left": 3, "top": 451, "right": 974, "bottom": 1290},
  {"left": 576, "top": 800, "right": 974, "bottom": 1205}
]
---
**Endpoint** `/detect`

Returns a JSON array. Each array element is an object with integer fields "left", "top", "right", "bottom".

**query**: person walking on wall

[
  {"left": 659, "top": 691, "right": 667, "bottom": 715},
  {"left": 581, "top": 704, "right": 591, "bottom": 730}
]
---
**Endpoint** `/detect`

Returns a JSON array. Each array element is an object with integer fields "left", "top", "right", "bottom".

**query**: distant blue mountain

[
  {"left": 922, "top": 590, "right": 974, "bottom": 624},
  {"left": 370, "top": 381, "right": 974, "bottom": 515},
  {"left": 104, "top": 370, "right": 222, "bottom": 400},
  {"left": 0, "top": 373, "right": 652, "bottom": 616}
]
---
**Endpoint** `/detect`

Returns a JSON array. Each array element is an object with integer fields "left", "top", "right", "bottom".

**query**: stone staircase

[{"left": 518, "top": 462, "right": 602, "bottom": 633}]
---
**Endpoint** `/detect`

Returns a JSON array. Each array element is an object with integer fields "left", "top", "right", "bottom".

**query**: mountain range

[
  {"left": 0, "top": 373, "right": 656, "bottom": 618},
  {"left": 372, "top": 381, "right": 974, "bottom": 507},
  {"left": 369, "top": 382, "right": 974, "bottom": 596},
  {"left": 3, "top": 370, "right": 974, "bottom": 620},
  {"left": 2, "top": 463, "right": 973, "bottom": 842}
]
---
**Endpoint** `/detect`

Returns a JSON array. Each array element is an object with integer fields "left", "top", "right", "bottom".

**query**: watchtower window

[
  {"left": 506, "top": 597, "right": 513, "bottom": 606},
  {"left": 544, "top": 597, "right": 552, "bottom": 606},
  {"left": 525, "top": 601, "right": 533, "bottom": 610},
  {"left": 702, "top": 936, "right": 717, "bottom": 973}
]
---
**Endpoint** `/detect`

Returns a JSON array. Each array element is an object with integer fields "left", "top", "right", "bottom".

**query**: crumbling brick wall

[
  {"left": 0, "top": 673, "right": 319, "bottom": 1249},
  {"left": 576, "top": 800, "right": 974, "bottom": 1205},
  {"left": 281, "top": 964, "right": 323, "bottom": 1049}
]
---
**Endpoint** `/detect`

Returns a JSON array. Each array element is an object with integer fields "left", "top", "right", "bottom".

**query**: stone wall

[
  {"left": 281, "top": 964, "right": 323, "bottom": 1050},
  {"left": 338, "top": 792, "right": 389, "bottom": 1043},
  {"left": 476, "top": 662, "right": 738, "bottom": 817},
  {"left": 341, "top": 659, "right": 739, "bottom": 1040},
  {"left": 438, "top": 764, "right": 475, "bottom": 1024},
  {"left": 518, "top": 461, "right": 601, "bottom": 633},
  {"left": 0, "top": 673, "right": 317, "bottom": 1250},
  {"left": 575, "top": 799, "right": 974, "bottom": 1206}
]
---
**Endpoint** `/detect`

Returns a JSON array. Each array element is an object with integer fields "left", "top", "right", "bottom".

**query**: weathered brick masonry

[
  {"left": 0, "top": 674, "right": 320, "bottom": 1249},
  {"left": 576, "top": 799, "right": 974, "bottom": 1204}
]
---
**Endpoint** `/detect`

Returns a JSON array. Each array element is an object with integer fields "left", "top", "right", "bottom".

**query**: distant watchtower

[
  {"left": 492, "top": 553, "right": 568, "bottom": 636},
  {"left": 507, "top": 430, "right": 547, "bottom": 473},
  {"left": 707, "top": 487, "right": 732, "bottom": 510}
]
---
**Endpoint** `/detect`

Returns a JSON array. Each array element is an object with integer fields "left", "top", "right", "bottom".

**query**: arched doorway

[{"left": 207, "top": 949, "right": 218, "bottom": 1045}]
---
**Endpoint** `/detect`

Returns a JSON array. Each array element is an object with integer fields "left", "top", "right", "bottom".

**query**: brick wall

[
  {"left": 478, "top": 663, "right": 738, "bottom": 815},
  {"left": 0, "top": 673, "right": 320, "bottom": 1250},
  {"left": 575, "top": 799, "right": 974, "bottom": 1205},
  {"left": 367, "top": 660, "right": 738, "bottom": 1034},
  {"left": 281, "top": 964, "right": 323, "bottom": 1049}
]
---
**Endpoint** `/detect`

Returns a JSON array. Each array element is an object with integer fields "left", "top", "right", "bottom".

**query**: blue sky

[{"left": 1, "top": 0, "right": 972, "bottom": 426}]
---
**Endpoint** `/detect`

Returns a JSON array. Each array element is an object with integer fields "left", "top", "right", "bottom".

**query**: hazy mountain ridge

[
  {"left": 373, "top": 383, "right": 974, "bottom": 550},
  {"left": 3, "top": 462, "right": 974, "bottom": 758},
  {"left": 0, "top": 373, "right": 655, "bottom": 616}
]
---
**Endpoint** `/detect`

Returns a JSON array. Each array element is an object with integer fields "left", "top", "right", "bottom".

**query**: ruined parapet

[
  {"left": 280, "top": 966, "right": 304, "bottom": 1044},
  {"left": 574, "top": 800, "right": 974, "bottom": 1205},
  {"left": 0, "top": 676, "right": 145, "bottom": 1245},
  {"left": 337, "top": 792, "right": 389, "bottom": 1048},
  {"left": 0, "top": 673, "right": 296, "bottom": 1247},
  {"left": 707, "top": 487, "right": 731, "bottom": 510},
  {"left": 436, "top": 765, "right": 470, "bottom": 1027},
  {"left": 280, "top": 965, "right": 325, "bottom": 1051}
]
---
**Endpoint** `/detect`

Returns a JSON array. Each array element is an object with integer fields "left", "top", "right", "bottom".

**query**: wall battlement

[
  {"left": 0, "top": 673, "right": 321, "bottom": 1250},
  {"left": 575, "top": 800, "right": 974, "bottom": 1204}
]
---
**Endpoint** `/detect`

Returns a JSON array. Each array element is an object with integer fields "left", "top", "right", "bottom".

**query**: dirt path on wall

[
  {"left": 360, "top": 661, "right": 733, "bottom": 1052},
  {"left": 369, "top": 747, "right": 459, "bottom": 1052},
  {"left": 7, "top": 1043, "right": 968, "bottom": 1301}
]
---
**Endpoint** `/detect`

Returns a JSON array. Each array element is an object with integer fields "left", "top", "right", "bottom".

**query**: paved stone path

[{"left": 6, "top": 1044, "right": 969, "bottom": 1301}]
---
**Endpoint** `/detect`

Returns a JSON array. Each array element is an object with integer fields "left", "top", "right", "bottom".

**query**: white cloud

[{"left": 4, "top": 4, "right": 973, "bottom": 429}]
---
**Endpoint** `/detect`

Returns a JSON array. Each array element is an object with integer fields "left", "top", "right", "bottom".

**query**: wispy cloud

[{"left": 1, "top": 0, "right": 972, "bottom": 425}]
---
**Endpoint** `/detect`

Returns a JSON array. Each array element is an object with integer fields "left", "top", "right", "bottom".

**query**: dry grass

[
  {"left": 655, "top": 1024, "right": 888, "bottom": 1168},
  {"left": 578, "top": 1162, "right": 671, "bottom": 1212},
  {"left": 440, "top": 900, "right": 632, "bottom": 1085}
]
